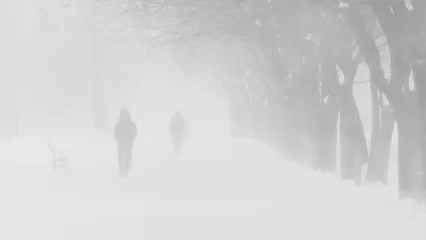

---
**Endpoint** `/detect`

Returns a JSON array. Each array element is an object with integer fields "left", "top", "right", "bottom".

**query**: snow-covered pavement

[{"left": 0, "top": 136, "right": 424, "bottom": 240}]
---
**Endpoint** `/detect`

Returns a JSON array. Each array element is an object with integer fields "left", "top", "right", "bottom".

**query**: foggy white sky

[{"left": 0, "top": 0, "right": 392, "bottom": 141}]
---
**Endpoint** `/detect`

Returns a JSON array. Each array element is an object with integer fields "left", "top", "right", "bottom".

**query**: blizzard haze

[{"left": 0, "top": 1, "right": 425, "bottom": 240}]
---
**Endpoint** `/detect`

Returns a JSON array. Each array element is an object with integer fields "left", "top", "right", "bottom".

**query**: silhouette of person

[
  {"left": 169, "top": 111, "right": 187, "bottom": 154},
  {"left": 114, "top": 108, "right": 137, "bottom": 176}
]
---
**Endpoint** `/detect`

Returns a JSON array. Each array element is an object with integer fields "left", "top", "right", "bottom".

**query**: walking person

[
  {"left": 114, "top": 108, "right": 137, "bottom": 177},
  {"left": 169, "top": 111, "right": 187, "bottom": 155}
]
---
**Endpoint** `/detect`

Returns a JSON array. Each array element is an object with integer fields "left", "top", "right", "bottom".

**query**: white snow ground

[{"left": 0, "top": 135, "right": 424, "bottom": 240}]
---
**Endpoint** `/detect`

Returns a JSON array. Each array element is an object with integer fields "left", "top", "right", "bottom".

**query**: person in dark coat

[
  {"left": 169, "top": 111, "right": 187, "bottom": 154},
  {"left": 114, "top": 108, "right": 137, "bottom": 177}
]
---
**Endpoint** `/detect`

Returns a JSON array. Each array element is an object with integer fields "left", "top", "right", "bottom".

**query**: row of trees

[{"left": 115, "top": 0, "right": 425, "bottom": 200}]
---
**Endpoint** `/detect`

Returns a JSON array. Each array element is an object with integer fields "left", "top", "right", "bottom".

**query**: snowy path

[{"left": 0, "top": 136, "right": 425, "bottom": 240}]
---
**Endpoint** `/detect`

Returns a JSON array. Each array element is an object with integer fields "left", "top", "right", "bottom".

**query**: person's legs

[
  {"left": 124, "top": 147, "right": 133, "bottom": 176},
  {"left": 117, "top": 146, "right": 125, "bottom": 176},
  {"left": 172, "top": 133, "right": 184, "bottom": 154}
]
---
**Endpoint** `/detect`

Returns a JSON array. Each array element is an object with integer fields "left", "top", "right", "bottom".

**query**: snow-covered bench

[{"left": 45, "top": 141, "right": 68, "bottom": 172}]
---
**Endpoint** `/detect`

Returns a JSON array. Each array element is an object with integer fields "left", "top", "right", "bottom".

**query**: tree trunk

[
  {"left": 411, "top": 0, "right": 426, "bottom": 203},
  {"left": 396, "top": 93, "right": 424, "bottom": 199},
  {"left": 315, "top": 51, "right": 340, "bottom": 173},
  {"left": 339, "top": 85, "right": 368, "bottom": 184},
  {"left": 314, "top": 102, "right": 338, "bottom": 173},
  {"left": 369, "top": 83, "right": 380, "bottom": 159},
  {"left": 414, "top": 60, "right": 426, "bottom": 202},
  {"left": 367, "top": 105, "right": 395, "bottom": 183},
  {"left": 367, "top": 70, "right": 395, "bottom": 184},
  {"left": 371, "top": 2, "right": 424, "bottom": 198}
]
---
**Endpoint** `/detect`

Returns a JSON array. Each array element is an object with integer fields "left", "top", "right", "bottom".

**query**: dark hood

[{"left": 120, "top": 108, "right": 132, "bottom": 121}]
